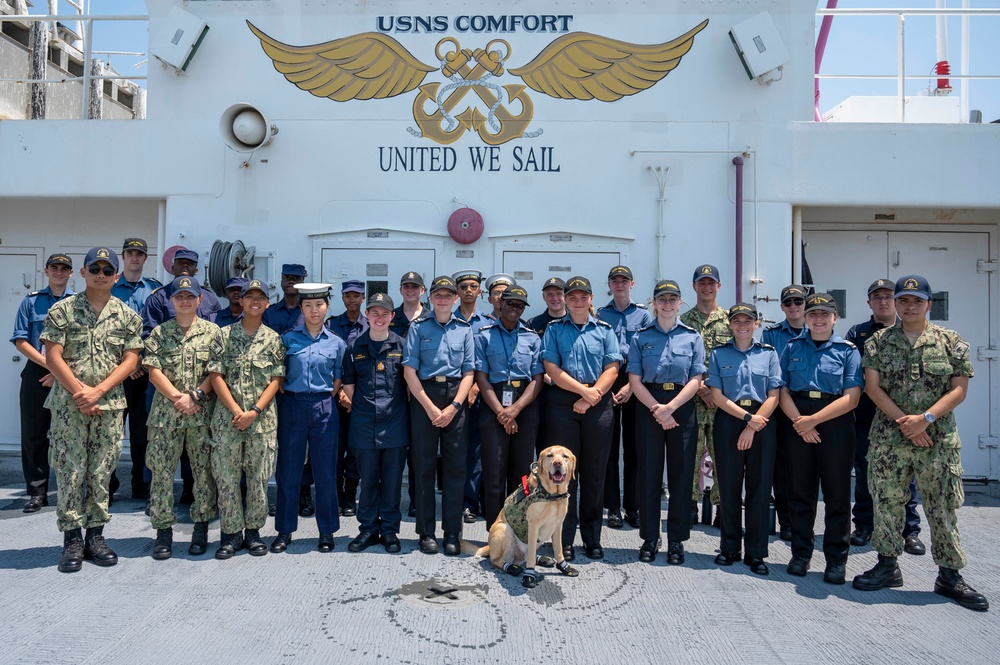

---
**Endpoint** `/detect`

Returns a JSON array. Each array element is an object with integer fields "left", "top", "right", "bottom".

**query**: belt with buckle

[
  {"left": 509, "top": 380, "right": 523, "bottom": 388},
  {"left": 644, "top": 382, "right": 677, "bottom": 391},
  {"left": 737, "top": 398, "right": 763, "bottom": 409},
  {"left": 424, "top": 375, "right": 457, "bottom": 384},
  {"left": 791, "top": 390, "right": 838, "bottom": 400},
  {"left": 492, "top": 380, "right": 525, "bottom": 390}
]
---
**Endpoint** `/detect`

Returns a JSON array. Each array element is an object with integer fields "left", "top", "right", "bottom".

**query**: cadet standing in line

[
  {"left": 627, "top": 280, "right": 703, "bottom": 564},
  {"left": 853, "top": 275, "right": 988, "bottom": 612},
  {"left": 109, "top": 237, "right": 162, "bottom": 502},
  {"left": 527, "top": 277, "right": 567, "bottom": 457},
  {"left": 214, "top": 276, "right": 247, "bottom": 327},
  {"left": 143, "top": 276, "right": 220, "bottom": 559},
  {"left": 846, "top": 278, "right": 925, "bottom": 554},
  {"left": 761, "top": 284, "right": 808, "bottom": 542},
  {"left": 779, "top": 293, "right": 862, "bottom": 585},
  {"left": 342, "top": 293, "right": 409, "bottom": 554},
  {"left": 389, "top": 271, "right": 426, "bottom": 517},
  {"left": 141, "top": 248, "right": 220, "bottom": 337},
  {"left": 707, "top": 303, "right": 782, "bottom": 575},
  {"left": 541, "top": 276, "right": 621, "bottom": 561},
  {"left": 11, "top": 253, "right": 73, "bottom": 513},
  {"left": 271, "top": 283, "right": 344, "bottom": 554},
  {"left": 328, "top": 279, "right": 369, "bottom": 517},
  {"left": 475, "top": 285, "right": 544, "bottom": 526},
  {"left": 484, "top": 273, "right": 516, "bottom": 320},
  {"left": 597, "top": 265, "right": 652, "bottom": 529},
  {"left": 403, "top": 276, "right": 475, "bottom": 555},
  {"left": 453, "top": 269, "right": 491, "bottom": 524},
  {"left": 261, "top": 263, "right": 306, "bottom": 334},
  {"left": 681, "top": 264, "right": 732, "bottom": 523},
  {"left": 41, "top": 247, "right": 143, "bottom": 573},
  {"left": 208, "top": 279, "right": 285, "bottom": 560}
]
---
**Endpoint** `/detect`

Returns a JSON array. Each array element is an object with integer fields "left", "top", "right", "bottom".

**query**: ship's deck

[{"left": 0, "top": 452, "right": 997, "bottom": 664}]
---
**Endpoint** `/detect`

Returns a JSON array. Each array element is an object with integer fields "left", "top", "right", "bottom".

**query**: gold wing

[
  {"left": 508, "top": 19, "right": 709, "bottom": 102},
  {"left": 247, "top": 21, "right": 437, "bottom": 101}
]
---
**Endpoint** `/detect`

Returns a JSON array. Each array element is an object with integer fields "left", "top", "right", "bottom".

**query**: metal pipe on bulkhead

[
  {"left": 732, "top": 156, "right": 744, "bottom": 303},
  {"left": 649, "top": 165, "right": 670, "bottom": 280}
]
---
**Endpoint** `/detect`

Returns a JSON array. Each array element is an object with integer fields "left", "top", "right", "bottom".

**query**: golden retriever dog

[{"left": 471, "top": 446, "right": 579, "bottom": 588}]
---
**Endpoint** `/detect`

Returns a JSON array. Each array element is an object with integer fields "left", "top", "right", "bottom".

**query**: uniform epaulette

[
  {"left": 843, "top": 340, "right": 857, "bottom": 349},
  {"left": 764, "top": 321, "right": 782, "bottom": 331},
  {"left": 149, "top": 285, "right": 166, "bottom": 296},
  {"left": 760, "top": 342, "right": 775, "bottom": 350},
  {"left": 637, "top": 323, "right": 656, "bottom": 333},
  {"left": 634, "top": 302, "right": 648, "bottom": 309},
  {"left": 148, "top": 277, "right": 164, "bottom": 287},
  {"left": 677, "top": 319, "right": 697, "bottom": 332},
  {"left": 480, "top": 323, "right": 496, "bottom": 332},
  {"left": 27, "top": 290, "right": 41, "bottom": 297},
  {"left": 454, "top": 317, "right": 471, "bottom": 326},
  {"left": 412, "top": 315, "right": 432, "bottom": 324},
  {"left": 595, "top": 319, "right": 612, "bottom": 328}
]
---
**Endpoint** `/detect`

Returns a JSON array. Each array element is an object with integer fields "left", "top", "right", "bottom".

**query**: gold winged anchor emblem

[{"left": 247, "top": 19, "right": 709, "bottom": 146}]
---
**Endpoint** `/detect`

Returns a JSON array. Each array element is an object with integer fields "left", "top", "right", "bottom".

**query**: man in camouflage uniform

[
  {"left": 681, "top": 264, "right": 733, "bottom": 521},
  {"left": 41, "top": 247, "right": 143, "bottom": 573},
  {"left": 208, "top": 279, "right": 285, "bottom": 560},
  {"left": 144, "top": 276, "right": 221, "bottom": 559},
  {"left": 853, "top": 275, "right": 988, "bottom": 612}
]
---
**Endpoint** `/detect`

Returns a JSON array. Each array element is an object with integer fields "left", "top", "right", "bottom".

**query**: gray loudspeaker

[{"left": 219, "top": 103, "right": 278, "bottom": 152}]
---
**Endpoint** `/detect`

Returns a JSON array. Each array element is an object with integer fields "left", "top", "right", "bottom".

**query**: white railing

[{"left": 816, "top": 6, "right": 1000, "bottom": 122}]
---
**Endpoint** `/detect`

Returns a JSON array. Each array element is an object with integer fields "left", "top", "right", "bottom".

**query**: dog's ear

[{"left": 567, "top": 450, "right": 577, "bottom": 481}]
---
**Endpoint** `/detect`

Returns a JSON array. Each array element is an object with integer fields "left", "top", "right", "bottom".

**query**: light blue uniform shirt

[
  {"left": 111, "top": 275, "right": 162, "bottom": 315},
  {"left": 281, "top": 325, "right": 346, "bottom": 393},
  {"left": 403, "top": 314, "right": 475, "bottom": 379},
  {"left": 761, "top": 319, "right": 806, "bottom": 355},
  {"left": 626, "top": 320, "right": 705, "bottom": 384},
  {"left": 706, "top": 339, "right": 783, "bottom": 403},
  {"left": 474, "top": 321, "right": 543, "bottom": 383},
  {"left": 779, "top": 332, "right": 863, "bottom": 394},
  {"left": 597, "top": 300, "right": 653, "bottom": 363},
  {"left": 10, "top": 286, "right": 74, "bottom": 350},
  {"left": 540, "top": 315, "right": 622, "bottom": 384},
  {"left": 454, "top": 305, "right": 493, "bottom": 335}
]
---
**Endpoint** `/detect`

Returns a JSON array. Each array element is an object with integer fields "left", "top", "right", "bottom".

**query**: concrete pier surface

[{"left": 0, "top": 453, "right": 997, "bottom": 665}]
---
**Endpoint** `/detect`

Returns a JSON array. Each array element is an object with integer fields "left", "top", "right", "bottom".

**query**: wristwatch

[
  {"left": 742, "top": 411, "right": 753, "bottom": 423},
  {"left": 193, "top": 388, "right": 205, "bottom": 402},
  {"left": 251, "top": 405, "right": 263, "bottom": 415},
  {"left": 451, "top": 401, "right": 462, "bottom": 410},
  {"left": 923, "top": 412, "right": 936, "bottom": 423}
]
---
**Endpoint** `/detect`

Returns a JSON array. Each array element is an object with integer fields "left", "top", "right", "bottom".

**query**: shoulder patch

[{"left": 595, "top": 319, "right": 612, "bottom": 328}]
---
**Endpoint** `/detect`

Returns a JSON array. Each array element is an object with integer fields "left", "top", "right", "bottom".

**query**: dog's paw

[
  {"left": 503, "top": 563, "right": 524, "bottom": 577},
  {"left": 535, "top": 555, "right": 556, "bottom": 568},
  {"left": 521, "top": 570, "right": 540, "bottom": 588},
  {"left": 556, "top": 560, "right": 579, "bottom": 577}
]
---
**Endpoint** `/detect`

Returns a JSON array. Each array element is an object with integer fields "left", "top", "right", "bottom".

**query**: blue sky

[{"left": 41, "top": 1, "right": 1000, "bottom": 121}]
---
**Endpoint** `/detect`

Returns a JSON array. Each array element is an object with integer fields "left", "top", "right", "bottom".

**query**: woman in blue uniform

[
  {"left": 540, "top": 276, "right": 621, "bottom": 561},
  {"left": 402, "top": 276, "right": 475, "bottom": 556},
  {"left": 475, "top": 285, "right": 544, "bottom": 526},
  {"left": 706, "top": 302, "right": 782, "bottom": 575},
  {"left": 342, "top": 293, "right": 409, "bottom": 553},
  {"left": 270, "top": 283, "right": 346, "bottom": 554},
  {"left": 779, "top": 292, "right": 862, "bottom": 584},
  {"left": 627, "top": 280, "right": 704, "bottom": 565}
]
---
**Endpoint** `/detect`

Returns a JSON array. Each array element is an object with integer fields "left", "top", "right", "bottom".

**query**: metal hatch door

[
  {"left": 319, "top": 247, "right": 436, "bottom": 304},
  {"left": 1, "top": 250, "right": 42, "bottom": 447},
  {"left": 501, "top": 249, "right": 623, "bottom": 321}
]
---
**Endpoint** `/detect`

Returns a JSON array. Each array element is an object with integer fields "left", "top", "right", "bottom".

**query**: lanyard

[{"left": 498, "top": 325, "right": 518, "bottom": 384}]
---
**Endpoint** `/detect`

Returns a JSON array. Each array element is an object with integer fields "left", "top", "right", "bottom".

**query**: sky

[{"left": 35, "top": 1, "right": 1000, "bottom": 122}]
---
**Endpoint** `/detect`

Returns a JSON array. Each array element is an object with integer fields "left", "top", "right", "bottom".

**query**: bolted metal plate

[{"left": 397, "top": 578, "right": 486, "bottom": 609}]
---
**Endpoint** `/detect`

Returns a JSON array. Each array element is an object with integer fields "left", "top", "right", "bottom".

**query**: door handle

[{"left": 891, "top": 251, "right": 900, "bottom": 268}]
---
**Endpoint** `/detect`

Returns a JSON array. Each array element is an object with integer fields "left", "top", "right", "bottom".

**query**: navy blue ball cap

[
  {"left": 501, "top": 285, "right": 530, "bottom": 305},
  {"left": 805, "top": 292, "right": 838, "bottom": 314},
  {"left": 341, "top": 279, "right": 365, "bottom": 294},
  {"left": 564, "top": 276, "right": 592, "bottom": 294},
  {"left": 173, "top": 248, "right": 199, "bottom": 263},
  {"left": 867, "top": 278, "right": 894, "bottom": 295},
  {"left": 84, "top": 247, "right": 119, "bottom": 271},
  {"left": 400, "top": 271, "right": 425, "bottom": 287},
  {"left": 653, "top": 280, "right": 682, "bottom": 298},
  {"left": 429, "top": 275, "right": 458, "bottom": 294},
  {"left": 225, "top": 276, "right": 249, "bottom": 290},
  {"left": 728, "top": 302, "right": 758, "bottom": 320},
  {"left": 366, "top": 292, "right": 395, "bottom": 311},
  {"left": 780, "top": 285, "right": 807, "bottom": 302},
  {"left": 121, "top": 238, "right": 148, "bottom": 255},
  {"left": 281, "top": 263, "right": 307, "bottom": 278},
  {"left": 894, "top": 275, "right": 932, "bottom": 301},
  {"left": 608, "top": 265, "right": 634, "bottom": 281},
  {"left": 170, "top": 276, "right": 201, "bottom": 297},
  {"left": 242, "top": 279, "right": 270, "bottom": 298},
  {"left": 541, "top": 277, "right": 566, "bottom": 291},
  {"left": 692, "top": 264, "right": 721, "bottom": 283},
  {"left": 46, "top": 253, "right": 72, "bottom": 268}
]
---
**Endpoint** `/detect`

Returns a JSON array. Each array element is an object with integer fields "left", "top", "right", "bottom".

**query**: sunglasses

[
  {"left": 87, "top": 265, "right": 117, "bottom": 276},
  {"left": 782, "top": 298, "right": 805, "bottom": 306},
  {"left": 457, "top": 283, "right": 480, "bottom": 291}
]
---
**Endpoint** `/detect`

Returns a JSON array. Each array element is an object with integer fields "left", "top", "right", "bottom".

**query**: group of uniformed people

[{"left": 10, "top": 242, "right": 988, "bottom": 611}]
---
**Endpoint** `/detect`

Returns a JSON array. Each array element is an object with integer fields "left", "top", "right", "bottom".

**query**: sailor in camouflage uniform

[
  {"left": 144, "top": 276, "right": 221, "bottom": 559},
  {"left": 681, "top": 264, "right": 733, "bottom": 518},
  {"left": 853, "top": 275, "right": 988, "bottom": 611},
  {"left": 41, "top": 247, "right": 143, "bottom": 573},
  {"left": 208, "top": 279, "right": 285, "bottom": 560}
]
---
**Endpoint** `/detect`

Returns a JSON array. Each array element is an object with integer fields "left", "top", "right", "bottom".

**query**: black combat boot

[
  {"left": 852, "top": 555, "right": 902, "bottom": 591},
  {"left": 189, "top": 522, "right": 209, "bottom": 555},
  {"left": 244, "top": 529, "right": 268, "bottom": 556},
  {"left": 215, "top": 530, "right": 244, "bottom": 560},
  {"left": 152, "top": 527, "right": 172, "bottom": 560},
  {"left": 84, "top": 525, "right": 119, "bottom": 567},
  {"left": 935, "top": 567, "right": 990, "bottom": 611},
  {"left": 58, "top": 528, "right": 84, "bottom": 573}
]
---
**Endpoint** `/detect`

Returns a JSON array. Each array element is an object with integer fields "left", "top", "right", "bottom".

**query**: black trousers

[
  {"left": 336, "top": 403, "right": 359, "bottom": 486},
  {"left": 353, "top": 446, "right": 407, "bottom": 536},
  {"left": 604, "top": 370, "right": 639, "bottom": 515},
  {"left": 635, "top": 387, "right": 697, "bottom": 544},
  {"left": 534, "top": 383, "right": 551, "bottom": 456},
  {"left": 110, "top": 374, "right": 150, "bottom": 491},
  {"left": 410, "top": 380, "right": 468, "bottom": 536},
  {"left": 547, "top": 387, "right": 614, "bottom": 547},
  {"left": 19, "top": 361, "right": 52, "bottom": 496},
  {"left": 853, "top": 416, "right": 921, "bottom": 536},
  {"left": 783, "top": 397, "right": 856, "bottom": 564},
  {"left": 714, "top": 409, "right": 777, "bottom": 559},
  {"left": 772, "top": 410, "right": 792, "bottom": 530},
  {"left": 479, "top": 384, "right": 539, "bottom": 526}
]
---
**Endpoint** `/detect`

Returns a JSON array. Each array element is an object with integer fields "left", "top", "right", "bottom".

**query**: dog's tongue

[{"left": 550, "top": 472, "right": 565, "bottom": 483}]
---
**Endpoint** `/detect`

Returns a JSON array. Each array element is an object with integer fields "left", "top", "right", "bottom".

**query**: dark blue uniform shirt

[
  {"left": 342, "top": 331, "right": 409, "bottom": 449},
  {"left": 761, "top": 319, "right": 806, "bottom": 355},
  {"left": 706, "top": 339, "right": 783, "bottom": 403},
  {"left": 540, "top": 315, "right": 622, "bottom": 384},
  {"left": 262, "top": 299, "right": 304, "bottom": 335},
  {"left": 846, "top": 315, "right": 899, "bottom": 422},
  {"left": 474, "top": 321, "right": 543, "bottom": 383},
  {"left": 281, "top": 325, "right": 346, "bottom": 393},
  {"left": 388, "top": 304, "right": 426, "bottom": 340},
  {"left": 780, "top": 332, "right": 863, "bottom": 394},
  {"left": 10, "top": 286, "right": 74, "bottom": 350},
  {"left": 111, "top": 275, "right": 162, "bottom": 315},
  {"left": 403, "top": 314, "right": 475, "bottom": 379},
  {"left": 326, "top": 311, "right": 369, "bottom": 347},
  {"left": 626, "top": 320, "right": 706, "bottom": 384},
  {"left": 527, "top": 310, "right": 565, "bottom": 335},
  {"left": 597, "top": 300, "right": 653, "bottom": 365},
  {"left": 142, "top": 285, "right": 220, "bottom": 338},
  {"left": 214, "top": 308, "right": 243, "bottom": 328}
]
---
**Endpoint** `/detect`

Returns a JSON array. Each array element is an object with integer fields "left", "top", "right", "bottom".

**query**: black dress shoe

[
  {"left": 348, "top": 531, "right": 380, "bottom": 552},
  {"left": 639, "top": 540, "right": 658, "bottom": 563},
  {"left": 904, "top": 535, "right": 926, "bottom": 556},
  {"left": 299, "top": 493, "right": 315, "bottom": 518},
  {"left": 824, "top": 562, "right": 847, "bottom": 585},
  {"left": 562, "top": 546, "right": 576, "bottom": 563},
  {"left": 382, "top": 534, "right": 401, "bottom": 553},
  {"left": 607, "top": 511, "right": 623, "bottom": 529},
  {"left": 270, "top": 533, "right": 292, "bottom": 553},
  {"left": 318, "top": 533, "right": 335, "bottom": 552},
  {"left": 786, "top": 557, "right": 810, "bottom": 577},
  {"left": 667, "top": 542, "right": 685, "bottom": 565},
  {"left": 419, "top": 535, "right": 438, "bottom": 554},
  {"left": 715, "top": 551, "right": 741, "bottom": 566},
  {"left": 152, "top": 527, "right": 172, "bottom": 560},
  {"left": 341, "top": 503, "right": 357, "bottom": 517},
  {"left": 268, "top": 504, "right": 277, "bottom": 517},
  {"left": 245, "top": 529, "right": 268, "bottom": 556},
  {"left": 23, "top": 495, "right": 48, "bottom": 513},
  {"left": 443, "top": 532, "right": 461, "bottom": 556},
  {"left": 850, "top": 528, "right": 872, "bottom": 546},
  {"left": 852, "top": 555, "right": 902, "bottom": 590},
  {"left": 744, "top": 556, "right": 769, "bottom": 575},
  {"left": 84, "top": 526, "right": 118, "bottom": 567},
  {"left": 690, "top": 501, "right": 699, "bottom": 524},
  {"left": 408, "top": 505, "right": 417, "bottom": 517},
  {"left": 215, "top": 531, "right": 245, "bottom": 560},
  {"left": 935, "top": 567, "right": 990, "bottom": 611},
  {"left": 462, "top": 508, "right": 477, "bottom": 524},
  {"left": 58, "top": 528, "right": 84, "bottom": 573},
  {"left": 584, "top": 544, "right": 604, "bottom": 560},
  {"left": 779, "top": 525, "right": 793, "bottom": 542},
  {"left": 712, "top": 514, "right": 721, "bottom": 528},
  {"left": 625, "top": 511, "right": 640, "bottom": 528}
]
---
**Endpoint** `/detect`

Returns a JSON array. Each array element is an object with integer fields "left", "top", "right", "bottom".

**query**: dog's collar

[{"left": 521, "top": 463, "right": 569, "bottom": 501}]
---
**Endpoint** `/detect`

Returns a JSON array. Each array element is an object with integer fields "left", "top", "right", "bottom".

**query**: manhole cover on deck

[{"left": 397, "top": 578, "right": 487, "bottom": 609}]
